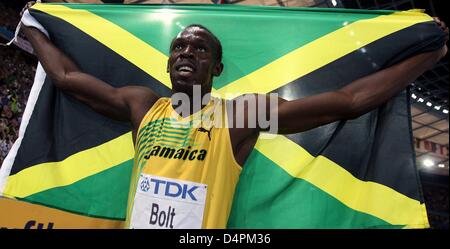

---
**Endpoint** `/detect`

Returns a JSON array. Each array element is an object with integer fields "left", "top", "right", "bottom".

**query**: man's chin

[
  {"left": 174, "top": 78, "right": 194, "bottom": 85},
  {"left": 172, "top": 80, "right": 198, "bottom": 94}
]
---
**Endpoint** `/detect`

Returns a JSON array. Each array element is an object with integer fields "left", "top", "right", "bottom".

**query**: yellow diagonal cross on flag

[{"left": 2, "top": 3, "right": 433, "bottom": 228}]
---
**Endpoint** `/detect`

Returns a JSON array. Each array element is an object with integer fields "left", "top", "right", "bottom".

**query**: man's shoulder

[{"left": 146, "top": 96, "right": 169, "bottom": 109}]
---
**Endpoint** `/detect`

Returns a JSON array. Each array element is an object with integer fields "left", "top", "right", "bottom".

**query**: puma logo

[{"left": 198, "top": 127, "right": 212, "bottom": 141}]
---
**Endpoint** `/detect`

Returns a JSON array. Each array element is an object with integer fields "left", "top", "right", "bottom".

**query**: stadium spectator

[{"left": 0, "top": 30, "right": 37, "bottom": 165}]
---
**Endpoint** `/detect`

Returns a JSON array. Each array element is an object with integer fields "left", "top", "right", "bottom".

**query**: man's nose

[{"left": 180, "top": 45, "right": 194, "bottom": 58}]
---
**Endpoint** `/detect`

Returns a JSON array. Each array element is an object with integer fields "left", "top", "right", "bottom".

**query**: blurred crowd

[
  {"left": 0, "top": 2, "right": 20, "bottom": 31},
  {"left": 423, "top": 183, "right": 449, "bottom": 229},
  {"left": 1, "top": 2, "right": 37, "bottom": 165},
  {"left": 0, "top": 46, "right": 37, "bottom": 165}
]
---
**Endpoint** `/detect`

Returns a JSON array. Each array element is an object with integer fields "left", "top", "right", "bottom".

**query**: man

[{"left": 20, "top": 2, "right": 448, "bottom": 229}]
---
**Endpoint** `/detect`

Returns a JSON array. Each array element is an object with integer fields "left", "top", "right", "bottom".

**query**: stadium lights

[
  {"left": 423, "top": 159, "right": 434, "bottom": 168},
  {"left": 434, "top": 106, "right": 441, "bottom": 110},
  {"left": 443, "top": 109, "right": 449, "bottom": 114},
  {"left": 426, "top": 102, "right": 432, "bottom": 107},
  {"left": 331, "top": 0, "right": 338, "bottom": 6},
  {"left": 438, "top": 164, "right": 445, "bottom": 168},
  {"left": 418, "top": 98, "right": 424, "bottom": 102},
  {"left": 411, "top": 93, "right": 417, "bottom": 99}
]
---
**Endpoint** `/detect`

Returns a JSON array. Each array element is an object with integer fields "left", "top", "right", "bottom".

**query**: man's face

[{"left": 168, "top": 27, "right": 223, "bottom": 94}]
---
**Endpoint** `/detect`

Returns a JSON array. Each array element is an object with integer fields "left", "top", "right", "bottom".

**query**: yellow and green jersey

[{"left": 125, "top": 97, "right": 241, "bottom": 229}]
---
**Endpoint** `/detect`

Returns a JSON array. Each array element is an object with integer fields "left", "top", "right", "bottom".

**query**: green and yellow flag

[{"left": 1, "top": 3, "right": 445, "bottom": 228}]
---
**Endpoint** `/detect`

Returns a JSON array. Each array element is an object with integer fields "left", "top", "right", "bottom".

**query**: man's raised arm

[
  {"left": 274, "top": 41, "right": 447, "bottom": 134},
  {"left": 249, "top": 17, "right": 447, "bottom": 135},
  {"left": 21, "top": 24, "right": 159, "bottom": 130}
]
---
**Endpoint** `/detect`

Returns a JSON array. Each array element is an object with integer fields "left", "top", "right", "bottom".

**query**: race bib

[{"left": 130, "top": 174, "right": 207, "bottom": 229}]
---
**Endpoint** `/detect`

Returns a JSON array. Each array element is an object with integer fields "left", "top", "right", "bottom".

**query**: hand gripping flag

[{"left": 0, "top": 3, "right": 446, "bottom": 228}]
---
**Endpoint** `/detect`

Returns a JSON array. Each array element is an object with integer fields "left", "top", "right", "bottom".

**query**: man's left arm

[{"left": 271, "top": 42, "right": 447, "bottom": 134}]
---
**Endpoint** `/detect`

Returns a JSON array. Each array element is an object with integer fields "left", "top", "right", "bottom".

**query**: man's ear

[{"left": 213, "top": 62, "right": 224, "bottom": 77}]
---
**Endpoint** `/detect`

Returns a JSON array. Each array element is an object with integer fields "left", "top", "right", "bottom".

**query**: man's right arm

[{"left": 21, "top": 25, "right": 159, "bottom": 129}]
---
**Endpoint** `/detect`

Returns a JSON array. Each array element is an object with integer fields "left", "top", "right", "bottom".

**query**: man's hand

[
  {"left": 20, "top": 1, "right": 36, "bottom": 18},
  {"left": 433, "top": 17, "right": 449, "bottom": 36},
  {"left": 433, "top": 17, "right": 448, "bottom": 58},
  {"left": 20, "top": 1, "right": 37, "bottom": 34}
]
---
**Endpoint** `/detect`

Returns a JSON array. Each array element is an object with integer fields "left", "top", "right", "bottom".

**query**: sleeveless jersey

[{"left": 125, "top": 97, "right": 241, "bottom": 229}]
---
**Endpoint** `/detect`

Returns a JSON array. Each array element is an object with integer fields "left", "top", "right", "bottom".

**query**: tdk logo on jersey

[{"left": 145, "top": 177, "right": 200, "bottom": 201}]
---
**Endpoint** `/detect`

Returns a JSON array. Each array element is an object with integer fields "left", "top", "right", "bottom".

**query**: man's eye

[
  {"left": 175, "top": 45, "right": 182, "bottom": 50},
  {"left": 197, "top": 47, "right": 206, "bottom": 52}
]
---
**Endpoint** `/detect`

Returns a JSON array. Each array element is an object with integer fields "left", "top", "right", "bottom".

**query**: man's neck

[{"left": 171, "top": 90, "right": 212, "bottom": 118}]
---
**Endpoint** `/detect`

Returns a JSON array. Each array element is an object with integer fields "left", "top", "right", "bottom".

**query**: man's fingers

[
  {"left": 20, "top": 1, "right": 35, "bottom": 17},
  {"left": 432, "top": 16, "right": 447, "bottom": 32}
]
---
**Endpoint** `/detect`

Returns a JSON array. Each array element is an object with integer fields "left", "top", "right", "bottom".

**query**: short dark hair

[{"left": 173, "top": 24, "right": 223, "bottom": 62}]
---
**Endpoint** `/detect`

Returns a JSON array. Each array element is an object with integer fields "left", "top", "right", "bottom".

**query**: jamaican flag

[{"left": 0, "top": 3, "right": 445, "bottom": 228}]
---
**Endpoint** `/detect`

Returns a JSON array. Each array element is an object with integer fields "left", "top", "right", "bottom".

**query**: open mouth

[
  {"left": 177, "top": 65, "right": 194, "bottom": 73},
  {"left": 175, "top": 62, "right": 196, "bottom": 75}
]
